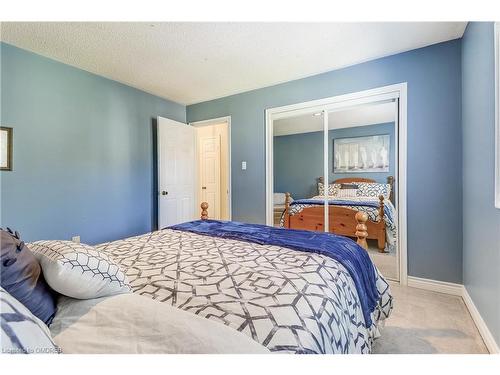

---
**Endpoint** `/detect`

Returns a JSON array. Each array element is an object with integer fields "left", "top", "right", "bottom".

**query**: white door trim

[
  {"left": 265, "top": 83, "right": 408, "bottom": 285},
  {"left": 462, "top": 287, "right": 500, "bottom": 354},
  {"left": 407, "top": 276, "right": 464, "bottom": 296},
  {"left": 189, "top": 116, "right": 232, "bottom": 220}
]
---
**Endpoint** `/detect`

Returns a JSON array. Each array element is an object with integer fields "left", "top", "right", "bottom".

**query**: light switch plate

[{"left": 242, "top": 161, "right": 247, "bottom": 170}]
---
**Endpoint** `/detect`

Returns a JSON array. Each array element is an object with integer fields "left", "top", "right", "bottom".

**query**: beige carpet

[
  {"left": 373, "top": 283, "right": 488, "bottom": 354},
  {"left": 262, "top": 231, "right": 487, "bottom": 353},
  {"left": 366, "top": 240, "right": 398, "bottom": 280}
]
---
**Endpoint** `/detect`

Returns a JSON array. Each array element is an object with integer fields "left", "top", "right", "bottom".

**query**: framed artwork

[
  {"left": 333, "top": 134, "right": 390, "bottom": 173},
  {"left": 1, "top": 127, "right": 13, "bottom": 171}
]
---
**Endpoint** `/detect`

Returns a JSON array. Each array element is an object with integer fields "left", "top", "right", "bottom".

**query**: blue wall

[
  {"left": 2, "top": 28, "right": 497, "bottom": 344},
  {"left": 0, "top": 43, "right": 186, "bottom": 244},
  {"left": 187, "top": 39, "right": 463, "bottom": 283},
  {"left": 462, "top": 22, "right": 500, "bottom": 345},
  {"left": 274, "top": 123, "right": 395, "bottom": 200}
]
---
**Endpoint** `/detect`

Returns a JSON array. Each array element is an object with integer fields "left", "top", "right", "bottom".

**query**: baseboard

[
  {"left": 407, "top": 276, "right": 463, "bottom": 296},
  {"left": 462, "top": 288, "right": 500, "bottom": 354},
  {"left": 406, "top": 276, "right": 499, "bottom": 354}
]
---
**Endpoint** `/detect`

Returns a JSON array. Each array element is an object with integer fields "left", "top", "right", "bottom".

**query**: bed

[
  {"left": 281, "top": 176, "right": 396, "bottom": 252},
  {"left": 69, "top": 203, "right": 393, "bottom": 354},
  {"left": 4, "top": 204, "right": 392, "bottom": 354}
]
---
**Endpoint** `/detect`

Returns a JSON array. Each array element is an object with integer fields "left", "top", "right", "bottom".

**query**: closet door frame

[{"left": 265, "top": 83, "right": 408, "bottom": 285}]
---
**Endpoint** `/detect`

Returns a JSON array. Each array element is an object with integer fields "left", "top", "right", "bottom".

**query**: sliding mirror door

[
  {"left": 327, "top": 101, "right": 399, "bottom": 280},
  {"left": 273, "top": 111, "right": 326, "bottom": 232}
]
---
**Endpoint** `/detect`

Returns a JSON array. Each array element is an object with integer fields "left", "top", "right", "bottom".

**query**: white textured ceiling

[
  {"left": 0, "top": 22, "right": 466, "bottom": 105},
  {"left": 274, "top": 102, "right": 395, "bottom": 136}
]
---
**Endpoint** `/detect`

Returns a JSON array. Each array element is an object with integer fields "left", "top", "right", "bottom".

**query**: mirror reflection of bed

[{"left": 273, "top": 101, "right": 399, "bottom": 281}]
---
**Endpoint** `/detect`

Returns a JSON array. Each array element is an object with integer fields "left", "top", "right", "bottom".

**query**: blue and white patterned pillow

[
  {"left": 356, "top": 182, "right": 391, "bottom": 200},
  {"left": 317, "top": 182, "right": 340, "bottom": 196},
  {"left": 1, "top": 288, "right": 60, "bottom": 354},
  {"left": 28, "top": 241, "right": 131, "bottom": 300}
]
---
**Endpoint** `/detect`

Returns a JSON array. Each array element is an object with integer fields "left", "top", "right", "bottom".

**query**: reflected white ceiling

[
  {"left": 1, "top": 22, "right": 466, "bottom": 105},
  {"left": 274, "top": 102, "right": 395, "bottom": 136}
]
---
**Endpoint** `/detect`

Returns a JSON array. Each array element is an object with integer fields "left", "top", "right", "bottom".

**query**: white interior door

[
  {"left": 157, "top": 117, "right": 196, "bottom": 228},
  {"left": 198, "top": 134, "right": 221, "bottom": 219}
]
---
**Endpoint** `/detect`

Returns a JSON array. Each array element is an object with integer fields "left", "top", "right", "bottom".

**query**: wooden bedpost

[
  {"left": 284, "top": 192, "right": 291, "bottom": 228},
  {"left": 355, "top": 211, "right": 369, "bottom": 250},
  {"left": 200, "top": 202, "right": 209, "bottom": 220},
  {"left": 378, "top": 195, "right": 385, "bottom": 223},
  {"left": 387, "top": 176, "right": 394, "bottom": 203},
  {"left": 377, "top": 195, "right": 386, "bottom": 252},
  {"left": 317, "top": 176, "right": 325, "bottom": 195}
]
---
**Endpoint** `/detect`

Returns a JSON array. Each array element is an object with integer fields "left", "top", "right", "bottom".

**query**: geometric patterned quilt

[{"left": 97, "top": 229, "right": 393, "bottom": 354}]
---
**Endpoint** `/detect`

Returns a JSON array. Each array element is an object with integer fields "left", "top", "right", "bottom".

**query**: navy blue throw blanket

[{"left": 168, "top": 220, "right": 380, "bottom": 327}]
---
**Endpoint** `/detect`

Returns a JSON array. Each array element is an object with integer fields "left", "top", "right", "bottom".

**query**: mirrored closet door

[
  {"left": 269, "top": 95, "right": 401, "bottom": 281},
  {"left": 327, "top": 101, "right": 399, "bottom": 280},
  {"left": 273, "top": 111, "right": 325, "bottom": 230}
]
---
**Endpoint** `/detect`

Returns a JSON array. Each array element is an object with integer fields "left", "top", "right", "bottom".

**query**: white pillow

[
  {"left": 29, "top": 241, "right": 131, "bottom": 299},
  {"left": 1, "top": 288, "right": 60, "bottom": 354},
  {"left": 337, "top": 188, "right": 358, "bottom": 198}
]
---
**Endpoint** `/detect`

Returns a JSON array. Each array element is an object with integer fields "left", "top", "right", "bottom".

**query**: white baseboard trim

[
  {"left": 407, "top": 276, "right": 463, "bottom": 296},
  {"left": 462, "top": 288, "right": 500, "bottom": 354},
  {"left": 406, "top": 276, "right": 499, "bottom": 354}
]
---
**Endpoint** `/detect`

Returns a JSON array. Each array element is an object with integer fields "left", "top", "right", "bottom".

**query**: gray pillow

[
  {"left": 0, "top": 228, "right": 57, "bottom": 325},
  {"left": 340, "top": 183, "right": 359, "bottom": 190}
]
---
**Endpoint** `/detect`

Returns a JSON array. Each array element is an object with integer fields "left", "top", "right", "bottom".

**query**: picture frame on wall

[
  {"left": 333, "top": 134, "right": 390, "bottom": 173},
  {"left": 1, "top": 126, "right": 13, "bottom": 171}
]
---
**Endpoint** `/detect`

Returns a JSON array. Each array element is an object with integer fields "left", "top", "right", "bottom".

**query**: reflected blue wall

[{"left": 188, "top": 39, "right": 463, "bottom": 283}]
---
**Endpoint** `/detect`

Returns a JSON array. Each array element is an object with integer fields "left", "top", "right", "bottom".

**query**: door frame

[
  {"left": 189, "top": 116, "right": 232, "bottom": 220},
  {"left": 265, "top": 83, "right": 408, "bottom": 285}
]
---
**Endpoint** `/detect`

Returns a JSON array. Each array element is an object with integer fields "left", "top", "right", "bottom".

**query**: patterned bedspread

[
  {"left": 97, "top": 228, "right": 392, "bottom": 354},
  {"left": 280, "top": 196, "right": 397, "bottom": 251}
]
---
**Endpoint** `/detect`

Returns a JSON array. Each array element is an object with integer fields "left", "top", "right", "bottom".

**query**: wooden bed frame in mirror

[
  {"left": 199, "top": 202, "right": 370, "bottom": 250},
  {"left": 282, "top": 176, "right": 394, "bottom": 252}
]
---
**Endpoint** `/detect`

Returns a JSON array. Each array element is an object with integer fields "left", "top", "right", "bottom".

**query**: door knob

[
  {"left": 202, "top": 186, "right": 207, "bottom": 190},
  {"left": 161, "top": 191, "right": 168, "bottom": 195}
]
